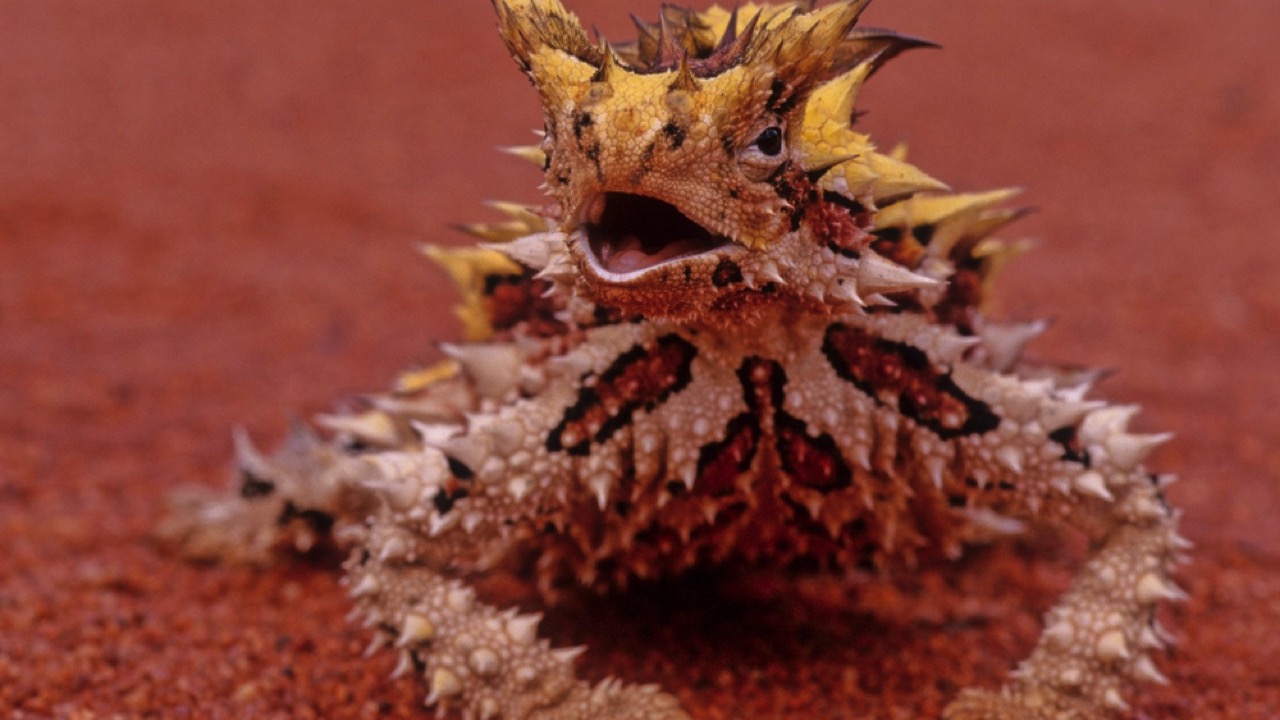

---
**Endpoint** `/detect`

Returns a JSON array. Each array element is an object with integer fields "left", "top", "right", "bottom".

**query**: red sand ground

[{"left": 3, "top": 1, "right": 1278, "bottom": 718}]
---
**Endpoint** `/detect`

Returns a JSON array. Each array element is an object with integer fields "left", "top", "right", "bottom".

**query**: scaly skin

[{"left": 157, "top": 2, "right": 1189, "bottom": 717}]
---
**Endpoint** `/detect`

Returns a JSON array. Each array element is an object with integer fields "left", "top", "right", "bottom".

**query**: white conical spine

[
  {"left": 1132, "top": 655, "right": 1169, "bottom": 685},
  {"left": 232, "top": 426, "right": 272, "bottom": 477},
  {"left": 485, "top": 231, "right": 565, "bottom": 270},
  {"left": 1105, "top": 432, "right": 1173, "bottom": 470},
  {"left": 441, "top": 342, "right": 526, "bottom": 399},
  {"left": 1079, "top": 405, "right": 1140, "bottom": 446},
  {"left": 315, "top": 411, "right": 400, "bottom": 447},
  {"left": 855, "top": 253, "right": 939, "bottom": 294}
]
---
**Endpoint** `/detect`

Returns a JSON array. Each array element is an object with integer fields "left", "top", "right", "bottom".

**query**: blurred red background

[{"left": 2, "top": 1, "right": 1278, "bottom": 717}]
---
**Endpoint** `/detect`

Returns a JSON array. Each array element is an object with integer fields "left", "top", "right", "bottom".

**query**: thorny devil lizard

[{"left": 158, "top": 1, "right": 1191, "bottom": 718}]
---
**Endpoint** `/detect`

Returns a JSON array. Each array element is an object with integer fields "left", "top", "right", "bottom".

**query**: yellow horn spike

[
  {"left": 451, "top": 221, "right": 533, "bottom": 243},
  {"left": 484, "top": 200, "right": 546, "bottom": 228},
  {"left": 964, "top": 206, "right": 1034, "bottom": 242},
  {"left": 421, "top": 244, "right": 524, "bottom": 342},
  {"left": 499, "top": 144, "right": 547, "bottom": 168},
  {"left": 872, "top": 188, "right": 1024, "bottom": 260},
  {"left": 874, "top": 188, "right": 1023, "bottom": 229},
  {"left": 865, "top": 151, "right": 950, "bottom": 204},
  {"left": 809, "top": 64, "right": 873, "bottom": 127},
  {"left": 798, "top": 65, "right": 877, "bottom": 179},
  {"left": 422, "top": 244, "right": 522, "bottom": 292},
  {"left": 817, "top": 156, "right": 880, "bottom": 199}
]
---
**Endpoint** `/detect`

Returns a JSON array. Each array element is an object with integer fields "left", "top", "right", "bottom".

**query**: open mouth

[{"left": 582, "top": 193, "right": 730, "bottom": 276}]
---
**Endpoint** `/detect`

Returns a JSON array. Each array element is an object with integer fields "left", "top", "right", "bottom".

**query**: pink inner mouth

[{"left": 584, "top": 193, "right": 728, "bottom": 275}]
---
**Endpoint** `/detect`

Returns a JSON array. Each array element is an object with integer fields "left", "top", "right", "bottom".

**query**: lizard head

[{"left": 495, "top": 1, "right": 953, "bottom": 322}]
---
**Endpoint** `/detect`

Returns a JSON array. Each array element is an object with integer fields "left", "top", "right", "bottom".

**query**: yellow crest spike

[
  {"left": 712, "top": 5, "right": 742, "bottom": 52},
  {"left": 810, "top": 65, "right": 872, "bottom": 127},
  {"left": 656, "top": 10, "right": 685, "bottom": 68},
  {"left": 830, "top": 28, "right": 939, "bottom": 80},
  {"left": 698, "top": 7, "right": 764, "bottom": 75},
  {"left": 493, "top": 0, "right": 598, "bottom": 73},
  {"left": 669, "top": 52, "right": 700, "bottom": 94},
  {"left": 748, "top": 1, "right": 871, "bottom": 115},
  {"left": 591, "top": 39, "right": 623, "bottom": 83},
  {"left": 627, "top": 12, "right": 660, "bottom": 66}
]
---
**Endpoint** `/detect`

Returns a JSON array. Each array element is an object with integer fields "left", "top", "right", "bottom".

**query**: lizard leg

[
  {"left": 346, "top": 447, "right": 690, "bottom": 720},
  {"left": 816, "top": 314, "right": 1185, "bottom": 717},
  {"left": 946, "top": 487, "right": 1183, "bottom": 718},
  {"left": 938, "top": 382, "right": 1187, "bottom": 718}
]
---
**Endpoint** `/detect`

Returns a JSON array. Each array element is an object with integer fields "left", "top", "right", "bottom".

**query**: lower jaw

[{"left": 581, "top": 240, "right": 731, "bottom": 283}]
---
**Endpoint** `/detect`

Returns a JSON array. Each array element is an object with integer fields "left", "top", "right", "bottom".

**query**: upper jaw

[{"left": 576, "top": 192, "right": 731, "bottom": 281}]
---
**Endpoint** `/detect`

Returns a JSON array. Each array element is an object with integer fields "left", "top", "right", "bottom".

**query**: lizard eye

[
  {"left": 738, "top": 123, "right": 788, "bottom": 181},
  {"left": 753, "top": 127, "right": 783, "bottom": 156}
]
